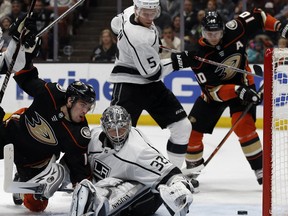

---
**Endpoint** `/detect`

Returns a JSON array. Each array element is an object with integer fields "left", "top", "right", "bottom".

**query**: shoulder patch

[
  {"left": 226, "top": 20, "right": 237, "bottom": 30},
  {"left": 56, "top": 83, "right": 66, "bottom": 92},
  {"left": 81, "top": 126, "right": 91, "bottom": 139}
]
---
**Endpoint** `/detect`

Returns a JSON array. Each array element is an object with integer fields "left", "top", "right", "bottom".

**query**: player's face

[
  {"left": 69, "top": 99, "right": 92, "bottom": 122},
  {"left": 202, "top": 30, "right": 223, "bottom": 46},
  {"left": 136, "top": 8, "right": 158, "bottom": 27}
]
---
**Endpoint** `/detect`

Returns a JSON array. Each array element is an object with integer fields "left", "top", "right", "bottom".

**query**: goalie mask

[
  {"left": 201, "top": 11, "right": 224, "bottom": 46},
  {"left": 101, "top": 105, "right": 131, "bottom": 152}
]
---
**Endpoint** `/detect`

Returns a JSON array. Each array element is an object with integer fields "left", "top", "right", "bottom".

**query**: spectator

[
  {"left": 234, "top": 0, "right": 243, "bottom": 18},
  {"left": 91, "top": 28, "right": 117, "bottom": 62},
  {"left": 172, "top": 14, "right": 180, "bottom": 38},
  {"left": 160, "top": 0, "right": 181, "bottom": 19},
  {"left": 0, "top": 0, "right": 11, "bottom": 19},
  {"left": 160, "top": 25, "right": 181, "bottom": 59},
  {"left": 33, "top": 0, "right": 52, "bottom": 60},
  {"left": 246, "top": 39, "right": 264, "bottom": 64},
  {"left": 217, "top": 0, "right": 235, "bottom": 23},
  {"left": 277, "top": 37, "right": 288, "bottom": 48},
  {"left": 186, "top": 9, "right": 205, "bottom": 52},
  {"left": 184, "top": 0, "right": 197, "bottom": 36},
  {"left": 0, "top": 15, "right": 12, "bottom": 51},
  {"left": 154, "top": 6, "right": 172, "bottom": 35},
  {"left": 8, "top": 0, "right": 24, "bottom": 23},
  {"left": 206, "top": 0, "right": 217, "bottom": 12}
]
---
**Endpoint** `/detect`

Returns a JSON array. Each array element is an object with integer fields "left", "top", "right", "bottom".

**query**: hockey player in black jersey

[
  {"left": 0, "top": 15, "right": 96, "bottom": 212},
  {"left": 171, "top": 9, "right": 288, "bottom": 185}
]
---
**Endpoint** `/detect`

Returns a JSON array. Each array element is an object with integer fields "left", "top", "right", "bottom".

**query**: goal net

[{"left": 263, "top": 48, "right": 288, "bottom": 216}]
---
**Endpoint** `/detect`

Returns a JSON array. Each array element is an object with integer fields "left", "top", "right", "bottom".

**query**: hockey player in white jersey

[
  {"left": 70, "top": 105, "right": 194, "bottom": 216},
  {"left": 108, "top": 0, "right": 191, "bottom": 169}
]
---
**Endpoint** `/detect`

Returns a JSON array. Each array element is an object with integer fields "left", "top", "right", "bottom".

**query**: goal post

[{"left": 263, "top": 48, "right": 288, "bottom": 216}]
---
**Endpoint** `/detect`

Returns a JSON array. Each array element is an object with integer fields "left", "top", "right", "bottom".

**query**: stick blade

[
  {"left": 181, "top": 164, "right": 205, "bottom": 176},
  {"left": 253, "top": 65, "right": 263, "bottom": 77},
  {"left": 3, "top": 144, "right": 45, "bottom": 194}
]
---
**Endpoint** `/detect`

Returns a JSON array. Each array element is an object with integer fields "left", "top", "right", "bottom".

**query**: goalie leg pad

[
  {"left": 70, "top": 179, "right": 109, "bottom": 216},
  {"left": 27, "top": 155, "right": 65, "bottom": 198}
]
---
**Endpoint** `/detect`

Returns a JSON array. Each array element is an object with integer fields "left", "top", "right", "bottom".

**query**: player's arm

[
  {"left": 206, "top": 83, "right": 262, "bottom": 105},
  {"left": 238, "top": 8, "right": 288, "bottom": 37}
]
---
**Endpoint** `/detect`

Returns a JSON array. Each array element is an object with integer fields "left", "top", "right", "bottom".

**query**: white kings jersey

[
  {"left": 108, "top": 6, "right": 174, "bottom": 84},
  {"left": 88, "top": 126, "right": 176, "bottom": 192}
]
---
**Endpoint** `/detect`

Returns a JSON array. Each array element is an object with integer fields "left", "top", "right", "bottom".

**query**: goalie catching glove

[
  {"left": 171, "top": 51, "right": 194, "bottom": 71},
  {"left": 235, "top": 85, "right": 262, "bottom": 105},
  {"left": 158, "top": 174, "right": 194, "bottom": 216},
  {"left": 9, "top": 13, "right": 37, "bottom": 48}
]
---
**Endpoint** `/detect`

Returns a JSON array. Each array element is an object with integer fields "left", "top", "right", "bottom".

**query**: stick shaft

[
  {"left": 159, "top": 45, "right": 263, "bottom": 78},
  {"left": 36, "top": 0, "right": 85, "bottom": 38},
  {"left": 203, "top": 84, "right": 264, "bottom": 167}
]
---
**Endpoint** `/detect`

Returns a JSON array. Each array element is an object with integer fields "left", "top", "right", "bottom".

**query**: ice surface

[{"left": 0, "top": 126, "right": 262, "bottom": 215}]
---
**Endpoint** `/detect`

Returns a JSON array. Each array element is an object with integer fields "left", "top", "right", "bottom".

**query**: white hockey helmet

[
  {"left": 101, "top": 105, "right": 131, "bottom": 152},
  {"left": 133, "top": 0, "right": 159, "bottom": 9}
]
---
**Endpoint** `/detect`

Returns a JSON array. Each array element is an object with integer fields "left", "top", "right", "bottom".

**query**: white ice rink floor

[{"left": 0, "top": 126, "right": 263, "bottom": 215}]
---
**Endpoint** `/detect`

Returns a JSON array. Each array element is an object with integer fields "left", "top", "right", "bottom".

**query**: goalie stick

[
  {"left": 4, "top": 144, "right": 46, "bottom": 194},
  {"left": 182, "top": 83, "right": 264, "bottom": 176},
  {"left": 4, "top": 144, "right": 66, "bottom": 195},
  {"left": 159, "top": 45, "right": 263, "bottom": 78}
]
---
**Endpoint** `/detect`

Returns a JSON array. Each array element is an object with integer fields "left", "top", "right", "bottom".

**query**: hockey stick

[
  {"left": 4, "top": 144, "right": 46, "bottom": 194},
  {"left": 159, "top": 45, "right": 263, "bottom": 78},
  {"left": 0, "top": 0, "right": 36, "bottom": 103},
  {"left": 182, "top": 83, "right": 264, "bottom": 176},
  {"left": 4, "top": 144, "right": 67, "bottom": 195},
  {"left": 36, "top": 0, "right": 85, "bottom": 38}
]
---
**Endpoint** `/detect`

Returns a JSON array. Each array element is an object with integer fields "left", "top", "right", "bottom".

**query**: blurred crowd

[
  {"left": 91, "top": 0, "right": 288, "bottom": 64},
  {"left": 0, "top": 0, "right": 90, "bottom": 60}
]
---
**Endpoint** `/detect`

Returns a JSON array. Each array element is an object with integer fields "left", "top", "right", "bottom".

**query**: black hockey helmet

[
  {"left": 65, "top": 81, "right": 96, "bottom": 104},
  {"left": 201, "top": 11, "right": 224, "bottom": 31}
]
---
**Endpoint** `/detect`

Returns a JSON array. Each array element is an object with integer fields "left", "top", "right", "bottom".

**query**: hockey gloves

[
  {"left": 236, "top": 85, "right": 262, "bottom": 105},
  {"left": 279, "top": 21, "right": 288, "bottom": 38},
  {"left": 9, "top": 14, "right": 37, "bottom": 48},
  {"left": 171, "top": 51, "right": 194, "bottom": 71}
]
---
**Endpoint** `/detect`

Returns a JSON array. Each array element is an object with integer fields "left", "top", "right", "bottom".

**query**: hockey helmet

[
  {"left": 201, "top": 11, "right": 224, "bottom": 31},
  {"left": 101, "top": 105, "right": 131, "bottom": 152},
  {"left": 133, "top": 0, "right": 159, "bottom": 9},
  {"left": 65, "top": 81, "right": 96, "bottom": 104},
  {"left": 134, "top": 0, "right": 160, "bottom": 21},
  {"left": 201, "top": 11, "right": 224, "bottom": 45}
]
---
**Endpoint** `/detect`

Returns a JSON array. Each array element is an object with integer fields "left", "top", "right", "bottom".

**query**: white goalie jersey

[
  {"left": 108, "top": 6, "right": 174, "bottom": 84},
  {"left": 88, "top": 126, "right": 176, "bottom": 192}
]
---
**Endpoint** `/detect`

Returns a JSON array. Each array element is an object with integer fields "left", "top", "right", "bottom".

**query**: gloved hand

[
  {"left": 236, "top": 85, "right": 262, "bottom": 105},
  {"left": 279, "top": 21, "right": 288, "bottom": 38},
  {"left": 24, "top": 37, "right": 42, "bottom": 69},
  {"left": 0, "top": 106, "right": 5, "bottom": 121},
  {"left": 9, "top": 14, "right": 37, "bottom": 48},
  {"left": 171, "top": 51, "right": 194, "bottom": 71}
]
